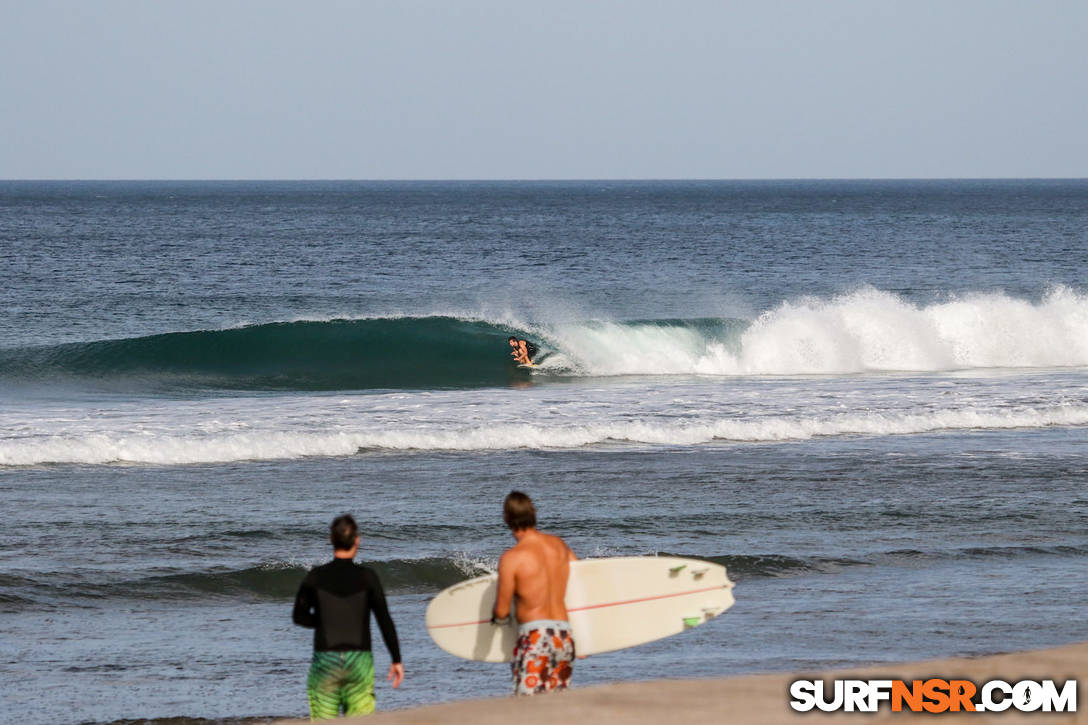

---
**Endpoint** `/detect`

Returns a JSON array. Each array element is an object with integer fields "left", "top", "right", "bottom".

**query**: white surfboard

[{"left": 425, "top": 556, "right": 734, "bottom": 662}]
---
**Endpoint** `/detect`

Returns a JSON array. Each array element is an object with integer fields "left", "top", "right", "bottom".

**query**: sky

[{"left": 1, "top": 0, "right": 1086, "bottom": 179}]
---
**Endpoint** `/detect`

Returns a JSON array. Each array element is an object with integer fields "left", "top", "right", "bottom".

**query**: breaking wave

[
  {"left": 544, "top": 286, "right": 1088, "bottom": 376},
  {"left": 1, "top": 287, "right": 1086, "bottom": 392}
]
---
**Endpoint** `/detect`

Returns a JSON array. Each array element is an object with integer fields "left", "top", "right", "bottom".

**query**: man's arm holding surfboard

[{"left": 491, "top": 551, "right": 517, "bottom": 623}]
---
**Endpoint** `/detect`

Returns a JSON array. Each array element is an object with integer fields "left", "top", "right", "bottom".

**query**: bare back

[{"left": 494, "top": 529, "right": 576, "bottom": 623}]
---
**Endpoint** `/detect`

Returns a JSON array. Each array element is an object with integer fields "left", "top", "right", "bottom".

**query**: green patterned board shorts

[{"left": 307, "top": 650, "right": 375, "bottom": 720}]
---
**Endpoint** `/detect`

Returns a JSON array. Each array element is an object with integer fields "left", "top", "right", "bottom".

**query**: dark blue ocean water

[{"left": 1, "top": 180, "right": 1086, "bottom": 724}]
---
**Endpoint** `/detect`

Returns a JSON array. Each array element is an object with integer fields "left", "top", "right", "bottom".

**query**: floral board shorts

[{"left": 511, "top": 619, "right": 575, "bottom": 695}]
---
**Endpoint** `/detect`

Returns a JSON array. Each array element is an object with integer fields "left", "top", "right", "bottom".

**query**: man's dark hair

[
  {"left": 503, "top": 491, "right": 536, "bottom": 531},
  {"left": 330, "top": 514, "right": 358, "bottom": 551},
  {"left": 508, "top": 336, "right": 518, "bottom": 343}
]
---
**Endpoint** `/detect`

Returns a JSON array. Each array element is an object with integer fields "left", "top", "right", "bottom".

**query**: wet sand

[{"left": 277, "top": 641, "right": 1086, "bottom": 724}]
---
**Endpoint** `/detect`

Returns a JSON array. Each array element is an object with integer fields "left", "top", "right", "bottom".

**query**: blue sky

[{"left": 1, "top": 0, "right": 1085, "bottom": 179}]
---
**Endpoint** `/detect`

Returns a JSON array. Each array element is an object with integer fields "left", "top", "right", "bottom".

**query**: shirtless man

[{"left": 492, "top": 491, "right": 577, "bottom": 695}]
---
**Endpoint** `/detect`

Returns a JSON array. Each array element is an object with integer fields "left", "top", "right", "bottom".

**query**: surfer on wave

[{"left": 508, "top": 336, "right": 539, "bottom": 366}]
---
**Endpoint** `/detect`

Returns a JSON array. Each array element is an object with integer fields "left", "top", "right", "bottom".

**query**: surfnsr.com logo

[{"left": 789, "top": 678, "right": 1078, "bottom": 713}]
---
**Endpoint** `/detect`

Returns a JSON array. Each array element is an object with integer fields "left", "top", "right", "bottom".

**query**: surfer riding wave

[{"left": 508, "top": 336, "right": 539, "bottom": 366}]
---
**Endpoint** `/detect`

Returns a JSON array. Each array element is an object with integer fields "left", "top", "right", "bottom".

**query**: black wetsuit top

[{"left": 292, "top": 558, "right": 402, "bottom": 663}]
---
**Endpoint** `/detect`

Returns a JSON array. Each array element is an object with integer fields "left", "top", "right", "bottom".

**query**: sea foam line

[{"left": 2, "top": 404, "right": 1085, "bottom": 466}]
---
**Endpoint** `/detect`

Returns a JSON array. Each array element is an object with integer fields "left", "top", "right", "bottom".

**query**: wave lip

[
  {"left": 676, "top": 553, "right": 862, "bottom": 579},
  {"left": 149, "top": 556, "right": 493, "bottom": 597}
]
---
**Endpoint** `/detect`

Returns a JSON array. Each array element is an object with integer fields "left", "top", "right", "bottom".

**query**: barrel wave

[
  {"left": 0, "top": 317, "right": 529, "bottom": 391},
  {"left": 0, "top": 315, "right": 749, "bottom": 392},
  {"left": 3, "top": 288, "right": 1087, "bottom": 393}
]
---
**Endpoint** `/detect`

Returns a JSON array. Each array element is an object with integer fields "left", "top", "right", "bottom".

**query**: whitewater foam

[
  {"left": 3, "top": 403, "right": 1086, "bottom": 466},
  {"left": 547, "top": 287, "right": 1088, "bottom": 376}
]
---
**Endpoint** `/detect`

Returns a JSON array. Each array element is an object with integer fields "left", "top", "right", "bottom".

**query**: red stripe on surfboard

[
  {"left": 427, "top": 584, "right": 726, "bottom": 630},
  {"left": 429, "top": 618, "right": 492, "bottom": 629},
  {"left": 566, "top": 584, "right": 726, "bottom": 613}
]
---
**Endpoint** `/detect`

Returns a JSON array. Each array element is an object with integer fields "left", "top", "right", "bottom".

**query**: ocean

[{"left": 1, "top": 180, "right": 1086, "bottom": 724}]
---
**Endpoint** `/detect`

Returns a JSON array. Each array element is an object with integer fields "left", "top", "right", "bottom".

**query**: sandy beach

[{"left": 277, "top": 642, "right": 1086, "bottom": 724}]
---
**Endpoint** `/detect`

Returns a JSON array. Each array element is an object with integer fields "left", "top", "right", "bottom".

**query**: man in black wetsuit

[{"left": 293, "top": 514, "right": 404, "bottom": 719}]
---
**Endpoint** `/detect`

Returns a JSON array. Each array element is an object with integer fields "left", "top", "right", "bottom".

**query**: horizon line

[{"left": 2, "top": 176, "right": 1087, "bottom": 183}]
